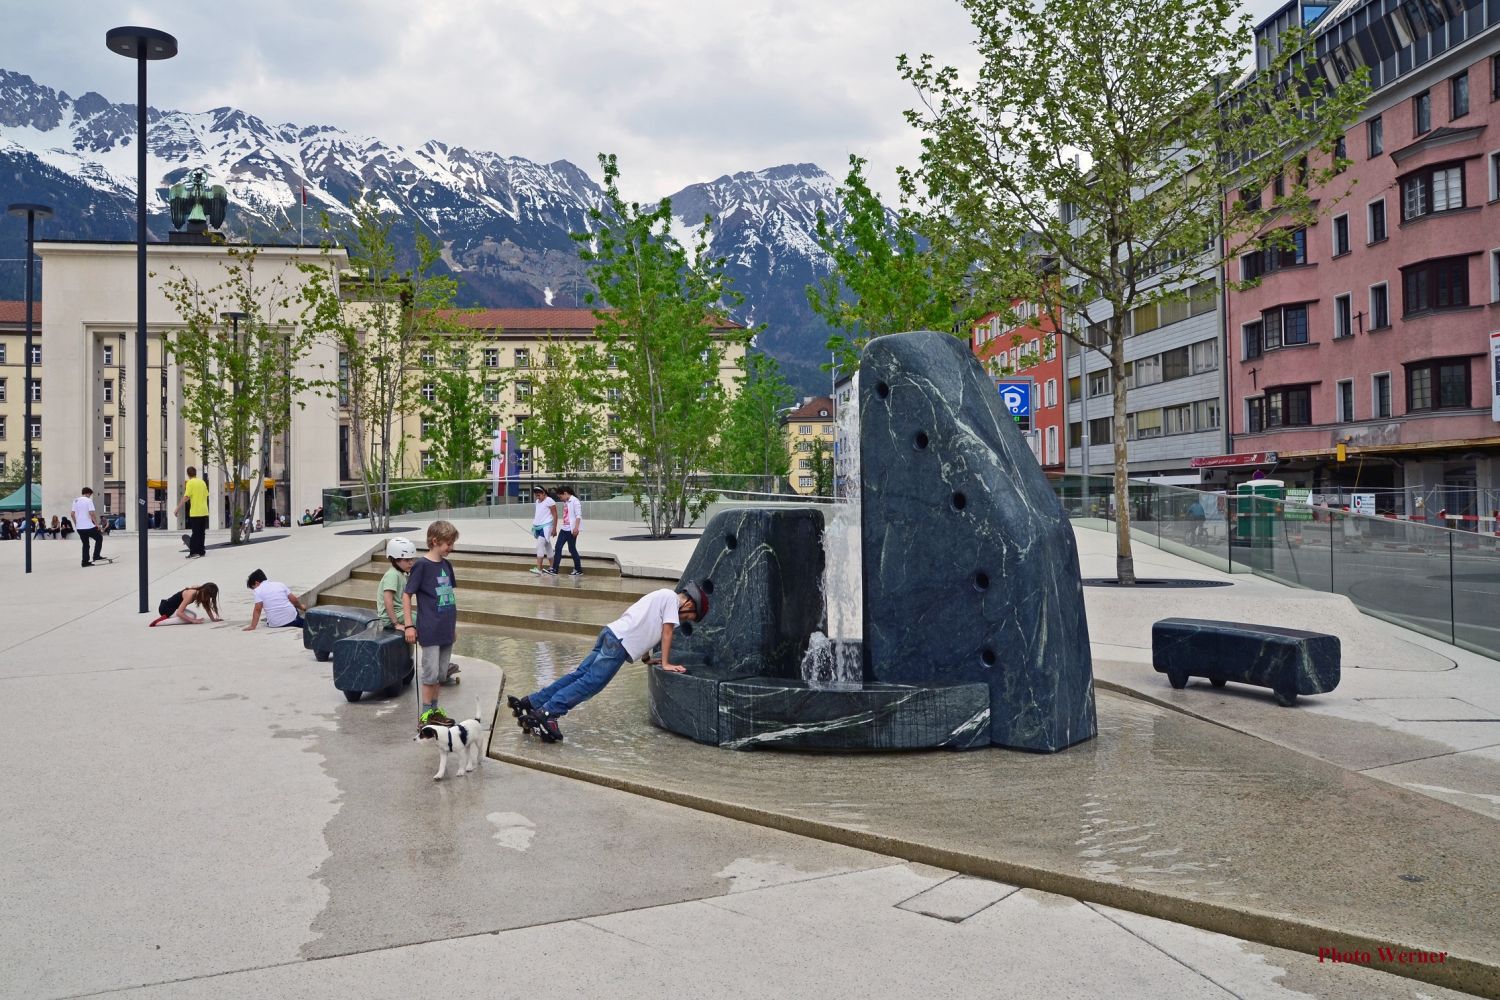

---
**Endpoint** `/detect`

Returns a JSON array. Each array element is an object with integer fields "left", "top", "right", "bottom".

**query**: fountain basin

[{"left": 649, "top": 669, "right": 990, "bottom": 751}]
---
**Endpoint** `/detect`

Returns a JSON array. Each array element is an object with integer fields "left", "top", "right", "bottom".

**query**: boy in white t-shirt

[
  {"left": 529, "top": 486, "right": 557, "bottom": 574},
  {"left": 243, "top": 568, "right": 307, "bottom": 630},
  {"left": 72, "top": 486, "right": 104, "bottom": 567},
  {"left": 509, "top": 581, "right": 710, "bottom": 742}
]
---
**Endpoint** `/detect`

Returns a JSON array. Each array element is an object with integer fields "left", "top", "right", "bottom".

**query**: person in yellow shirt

[{"left": 175, "top": 465, "right": 211, "bottom": 559}]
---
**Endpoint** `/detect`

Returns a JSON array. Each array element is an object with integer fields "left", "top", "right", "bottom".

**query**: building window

[
  {"left": 419, "top": 349, "right": 435, "bottom": 366},
  {"left": 798, "top": 459, "right": 811, "bottom": 471},
  {"left": 1045, "top": 425, "right": 1059, "bottom": 464},
  {"left": 101, "top": 494, "right": 111, "bottom": 513},
  {"left": 1400, "top": 162, "right": 1464, "bottom": 221},
  {"left": 1239, "top": 187, "right": 1262, "bottom": 211},
  {"left": 0, "top": 378, "right": 5, "bottom": 402},
  {"left": 102, "top": 345, "right": 113, "bottom": 366},
  {"left": 1367, "top": 199, "right": 1386, "bottom": 244},
  {"left": 420, "top": 452, "right": 434, "bottom": 472},
  {"left": 103, "top": 416, "right": 113, "bottom": 440},
  {"left": 606, "top": 386, "right": 620, "bottom": 402},
  {"left": 482, "top": 381, "right": 500, "bottom": 403},
  {"left": 420, "top": 417, "right": 433, "bottom": 439},
  {"left": 1264, "top": 385, "right": 1313, "bottom": 427},
  {"left": 1246, "top": 397, "right": 1265, "bottom": 433},
  {"left": 799, "top": 476, "right": 814, "bottom": 489},
  {"left": 1334, "top": 294, "right": 1352, "bottom": 339},
  {"left": 1044, "top": 379, "right": 1057, "bottom": 407},
  {"left": 799, "top": 425, "right": 812, "bottom": 435},
  {"left": 29, "top": 344, "right": 41, "bottom": 366},
  {"left": 28, "top": 379, "right": 40, "bottom": 403},
  {"left": 1336, "top": 380, "right": 1354, "bottom": 422},
  {"left": 514, "top": 348, "right": 531, "bottom": 368},
  {"left": 1493, "top": 53, "right": 1500, "bottom": 100},
  {"left": 608, "top": 451, "right": 623, "bottom": 473},
  {"left": 1491, "top": 248, "right": 1500, "bottom": 303},
  {"left": 103, "top": 379, "right": 114, "bottom": 404},
  {"left": 0, "top": 344, "right": 6, "bottom": 363},
  {"left": 1367, "top": 115, "right": 1383, "bottom": 157},
  {"left": 1131, "top": 408, "right": 1163, "bottom": 439},
  {"left": 1262, "top": 303, "right": 1309, "bottom": 349},
  {"left": 515, "top": 379, "right": 532, "bottom": 400},
  {"left": 1241, "top": 228, "right": 1307, "bottom": 280},
  {"left": 29, "top": 417, "right": 40, "bottom": 440},
  {"left": 420, "top": 382, "right": 435, "bottom": 402},
  {"left": 1414, "top": 89, "right": 1431, "bottom": 135},
  {"left": 1373, "top": 372, "right": 1392, "bottom": 418},
  {"left": 1332, "top": 215, "right": 1349, "bottom": 256},
  {"left": 1369, "top": 283, "right": 1390, "bottom": 330},
  {"left": 104, "top": 453, "right": 114, "bottom": 477},
  {"left": 1194, "top": 398, "right": 1220, "bottom": 431},
  {"left": 1273, "top": 171, "right": 1286, "bottom": 199},
  {"left": 1163, "top": 403, "right": 1193, "bottom": 435},
  {"left": 1489, "top": 151, "right": 1500, "bottom": 202},
  {"left": 1191, "top": 339, "right": 1218, "bottom": 373},
  {"left": 484, "top": 348, "right": 500, "bottom": 368},
  {"left": 608, "top": 413, "right": 622, "bottom": 432},
  {"left": 0, "top": 416, "right": 5, "bottom": 439},
  {"left": 1451, "top": 72, "right": 1469, "bottom": 119},
  {"left": 1402, "top": 256, "right": 1470, "bottom": 314},
  {"left": 1405, "top": 359, "right": 1470, "bottom": 411},
  {"left": 1243, "top": 320, "right": 1263, "bottom": 360}
]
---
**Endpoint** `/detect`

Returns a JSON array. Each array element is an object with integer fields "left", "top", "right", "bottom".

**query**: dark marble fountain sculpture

[{"left": 649, "top": 330, "right": 1097, "bottom": 752}]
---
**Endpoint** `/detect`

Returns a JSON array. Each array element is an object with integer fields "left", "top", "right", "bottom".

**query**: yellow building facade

[{"left": 783, "top": 395, "right": 834, "bottom": 495}]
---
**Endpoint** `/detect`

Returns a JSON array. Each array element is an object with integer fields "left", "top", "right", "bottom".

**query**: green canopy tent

[{"left": 0, "top": 484, "right": 42, "bottom": 512}]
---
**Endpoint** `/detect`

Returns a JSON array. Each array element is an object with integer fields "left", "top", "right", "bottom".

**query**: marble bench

[
  {"left": 304, "top": 605, "right": 381, "bottom": 662},
  {"left": 331, "top": 628, "right": 413, "bottom": 703},
  {"left": 1152, "top": 617, "right": 1340, "bottom": 707}
]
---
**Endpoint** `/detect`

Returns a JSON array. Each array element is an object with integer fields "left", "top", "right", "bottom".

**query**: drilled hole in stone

[
  {"left": 876, "top": 381, "right": 890, "bottom": 398},
  {"left": 974, "top": 571, "right": 989, "bottom": 592},
  {"left": 701, "top": 578, "right": 715, "bottom": 594},
  {"left": 680, "top": 622, "right": 694, "bottom": 637},
  {"left": 981, "top": 648, "right": 997, "bottom": 668},
  {"left": 914, "top": 431, "right": 930, "bottom": 450},
  {"left": 725, "top": 533, "right": 738, "bottom": 550},
  {"left": 951, "top": 492, "right": 967, "bottom": 511}
]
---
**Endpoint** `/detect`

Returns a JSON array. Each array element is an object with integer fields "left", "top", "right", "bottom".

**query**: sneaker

[
  {"left": 443, "top": 664, "right": 461, "bottom": 685},
  {"left": 507, "top": 694, "right": 532, "bottom": 718},
  {"left": 523, "top": 709, "right": 563, "bottom": 742},
  {"left": 420, "top": 708, "right": 456, "bottom": 728},
  {"left": 148, "top": 615, "right": 170, "bottom": 628},
  {"left": 544, "top": 568, "right": 557, "bottom": 575},
  {"left": 529, "top": 567, "right": 541, "bottom": 574},
  {"left": 570, "top": 570, "right": 583, "bottom": 577}
]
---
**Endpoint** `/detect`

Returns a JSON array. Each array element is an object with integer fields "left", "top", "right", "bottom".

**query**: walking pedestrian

[
  {"left": 176, "top": 465, "right": 211, "bottom": 558},
  {"left": 551, "top": 485, "right": 583, "bottom": 576}
]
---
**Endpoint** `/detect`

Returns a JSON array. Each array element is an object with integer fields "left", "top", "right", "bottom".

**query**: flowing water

[{"left": 805, "top": 374, "right": 863, "bottom": 688}]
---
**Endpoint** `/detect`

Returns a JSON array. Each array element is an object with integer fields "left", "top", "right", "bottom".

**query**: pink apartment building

[{"left": 1225, "top": 0, "right": 1500, "bottom": 517}]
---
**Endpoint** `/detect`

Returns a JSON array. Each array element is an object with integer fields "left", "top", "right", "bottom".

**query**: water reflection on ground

[{"left": 459, "top": 626, "right": 1500, "bottom": 964}]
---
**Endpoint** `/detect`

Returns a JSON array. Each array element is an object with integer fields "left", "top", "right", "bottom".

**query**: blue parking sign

[{"left": 997, "top": 381, "right": 1032, "bottom": 431}]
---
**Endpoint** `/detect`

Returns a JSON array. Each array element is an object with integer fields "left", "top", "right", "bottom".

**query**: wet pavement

[{"left": 478, "top": 628, "right": 1500, "bottom": 997}]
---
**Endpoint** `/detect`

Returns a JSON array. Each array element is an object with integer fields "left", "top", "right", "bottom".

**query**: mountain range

[{"left": 0, "top": 67, "right": 846, "bottom": 394}]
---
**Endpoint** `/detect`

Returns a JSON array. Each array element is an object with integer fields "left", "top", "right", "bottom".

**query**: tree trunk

[{"left": 1111, "top": 334, "right": 1136, "bottom": 584}]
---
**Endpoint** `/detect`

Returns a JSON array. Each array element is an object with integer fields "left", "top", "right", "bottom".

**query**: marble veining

[{"left": 1152, "top": 617, "right": 1340, "bottom": 706}]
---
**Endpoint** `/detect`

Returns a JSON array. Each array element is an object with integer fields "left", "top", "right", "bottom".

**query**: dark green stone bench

[{"left": 1152, "top": 618, "right": 1340, "bottom": 706}]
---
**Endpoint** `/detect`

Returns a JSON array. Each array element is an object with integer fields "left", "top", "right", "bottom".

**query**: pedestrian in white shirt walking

[{"left": 72, "top": 487, "right": 104, "bottom": 567}]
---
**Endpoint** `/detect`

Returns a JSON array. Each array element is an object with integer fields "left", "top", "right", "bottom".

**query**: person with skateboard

[
  {"left": 176, "top": 466, "right": 210, "bottom": 558},
  {"left": 72, "top": 487, "right": 104, "bottom": 567},
  {"left": 402, "top": 520, "right": 463, "bottom": 729},
  {"left": 510, "top": 582, "right": 709, "bottom": 742}
]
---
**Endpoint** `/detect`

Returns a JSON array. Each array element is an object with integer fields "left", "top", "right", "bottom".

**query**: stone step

[
  {"left": 349, "top": 563, "right": 665, "bottom": 602},
  {"left": 316, "top": 580, "right": 636, "bottom": 639},
  {"left": 376, "top": 551, "right": 622, "bottom": 576}
]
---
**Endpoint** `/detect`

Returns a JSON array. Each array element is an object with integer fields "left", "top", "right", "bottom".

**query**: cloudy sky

[{"left": 5, "top": 0, "right": 1286, "bottom": 203}]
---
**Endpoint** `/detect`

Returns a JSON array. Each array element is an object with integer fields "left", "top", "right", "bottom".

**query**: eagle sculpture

[{"left": 168, "top": 167, "right": 228, "bottom": 232}]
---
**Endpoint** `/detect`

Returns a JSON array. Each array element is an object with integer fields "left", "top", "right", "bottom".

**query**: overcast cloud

[{"left": 3, "top": 0, "right": 1286, "bottom": 203}]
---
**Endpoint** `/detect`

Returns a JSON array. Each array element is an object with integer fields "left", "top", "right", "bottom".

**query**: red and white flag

[{"left": 300, "top": 184, "right": 307, "bottom": 206}]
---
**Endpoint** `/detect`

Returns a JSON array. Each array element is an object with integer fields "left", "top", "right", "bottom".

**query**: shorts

[
  {"left": 158, "top": 592, "right": 184, "bottom": 617},
  {"left": 417, "top": 643, "right": 453, "bottom": 685}
]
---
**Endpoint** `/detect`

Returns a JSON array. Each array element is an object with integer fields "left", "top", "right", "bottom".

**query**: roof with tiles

[
  {"left": 783, "top": 396, "right": 835, "bottom": 423},
  {"left": 0, "top": 301, "right": 42, "bottom": 324},
  {"left": 438, "top": 307, "right": 743, "bottom": 332}
]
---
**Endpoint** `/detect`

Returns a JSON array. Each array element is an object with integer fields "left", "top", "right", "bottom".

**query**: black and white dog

[{"left": 415, "top": 698, "right": 487, "bottom": 781}]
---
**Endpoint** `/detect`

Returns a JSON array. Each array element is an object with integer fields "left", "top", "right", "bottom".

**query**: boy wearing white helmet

[{"left": 376, "top": 537, "right": 417, "bottom": 630}]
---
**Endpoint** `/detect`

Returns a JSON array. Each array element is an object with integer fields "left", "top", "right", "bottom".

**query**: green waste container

[{"left": 1236, "top": 479, "right": 1284, "bottom": 548}]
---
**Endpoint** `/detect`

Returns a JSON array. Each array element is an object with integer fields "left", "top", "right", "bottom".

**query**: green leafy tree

[
  {"left": 524, "top": 337, "right": 605, "bottom": 477},
  {"left": 0, "top": 457, "right": 38, "bottom": 497},
  {"left": 577, "top": 153, "right": 747, "bottom": 537},
  {"left": 901, "top": 0, "right": 1368, "bottom": 582},
  {"left": 716, "top": 351, "right": 794, "bottom": 494},
  {"left": 160, "top": 246, "right": 321, "bottom": 544},
  {"left": 300, "top": 199, "right": 456, "bottom": 532},
  {"left": 807, "top": 155, "right": 974, "bottom": 375},
  {"left": 810, "top": 438, "right": 834, "bottom": 499},
  {"left": 418, "top": 326, "right": 500, "bottom": 508}
]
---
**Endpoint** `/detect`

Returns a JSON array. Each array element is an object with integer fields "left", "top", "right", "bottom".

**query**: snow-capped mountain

[{"left": 0, "top": 68, "right": 843, "bottom": 390}]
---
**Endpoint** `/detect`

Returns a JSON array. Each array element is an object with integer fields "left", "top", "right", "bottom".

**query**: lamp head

[
  {"left": 6, "top": 204, "right": 53, "bottom": 220},
  {"left": 105, "top": 26, "right": 178, "bottom": 60}
]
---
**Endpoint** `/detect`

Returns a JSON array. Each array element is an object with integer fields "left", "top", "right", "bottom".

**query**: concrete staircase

[{"left": 315, "top": 550, "right": 676, "bottom": 638}]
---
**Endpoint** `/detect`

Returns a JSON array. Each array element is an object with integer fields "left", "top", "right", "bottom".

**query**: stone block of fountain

[{"left": 646, "top": 330, "right": 1097, "bottom": 752}]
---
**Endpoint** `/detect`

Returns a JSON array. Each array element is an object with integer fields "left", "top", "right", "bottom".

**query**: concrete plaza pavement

[{"left": 0, "top": 516, "right": 1494, "bottom": 998}]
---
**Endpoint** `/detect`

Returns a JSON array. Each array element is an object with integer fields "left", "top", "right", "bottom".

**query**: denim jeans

[
  {"left": 530, "top": 628, "right": 628, "bottom": 715},
  {"left": 553, "top": 529, "right": 580, "bottom": 573}
]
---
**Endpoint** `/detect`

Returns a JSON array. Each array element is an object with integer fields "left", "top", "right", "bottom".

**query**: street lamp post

[
  {"left": 6, "top": 202, "right": 52, "bottom": 574},
  {"left": 106, "top": 25, "right": 177, "bottom": 613}
]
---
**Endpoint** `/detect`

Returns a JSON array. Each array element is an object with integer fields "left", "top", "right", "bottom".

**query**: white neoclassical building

[{"left": 33, "top": 239, "right": 344, "bottom": 527}]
